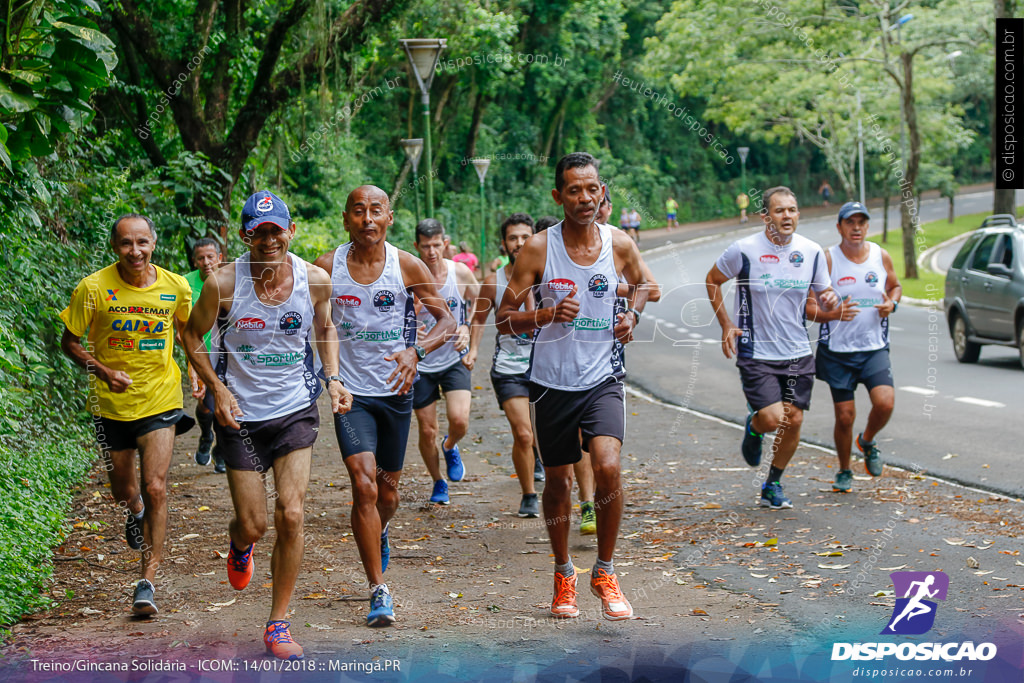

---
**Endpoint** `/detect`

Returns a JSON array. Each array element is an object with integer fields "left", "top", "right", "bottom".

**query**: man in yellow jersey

[{"left": 60, "top": 213, "right": 192, "bottom": 617}]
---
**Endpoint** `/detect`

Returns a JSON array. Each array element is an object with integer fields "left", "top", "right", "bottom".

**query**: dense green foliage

[{"left": 0, "top": 0, "right": 998, "bottom": 627}]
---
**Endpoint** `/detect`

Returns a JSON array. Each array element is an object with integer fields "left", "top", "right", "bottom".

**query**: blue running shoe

[
  {"left": 741, "top": 413, "right": 764, "bottom": 467},
  {"left": 380, "top": 524, "right": 390, "bottom": 573},
  {"left": 367, "top": 585, "right": 396, "bottom": 627},
  {"left": 430, "top": 479, "right": 449, "bottom": 505},
  {"left": 442, "top": 436, "right": 465, "bottom": 481},
  {"left": 760, "top": 481, "right": 793, "bottom": 509}
]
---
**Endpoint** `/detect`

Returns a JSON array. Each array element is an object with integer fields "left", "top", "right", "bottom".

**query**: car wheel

[
  {"left": 1017, "top": 318, "right": 1024, "bottom": 371},
  {"left": 951, "top": 313, "right": 981, "bottom": 363}
]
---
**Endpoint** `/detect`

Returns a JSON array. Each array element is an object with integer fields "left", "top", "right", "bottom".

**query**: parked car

[{"left": 943, "top": 214, "right": 1024, "bottom": 369}]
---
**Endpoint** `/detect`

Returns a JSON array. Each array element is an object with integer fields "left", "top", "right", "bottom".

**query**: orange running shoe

[
  {"left": 264, "top": 621, "right": 303, "bottom": 660},
  {"left": 590, "top": 567, "right": 633, "bottom": 620},
  {"left": 551, "top": 571, "right": 580, "bottom": 618},
  {"left": 227, "top": 542, "right": 254, "bottom": 590}
]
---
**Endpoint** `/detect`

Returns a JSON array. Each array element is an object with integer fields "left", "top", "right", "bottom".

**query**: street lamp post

[
  {"left": 470, "top": 158, "right": 491, "bottom": 276},
  {"left": 400, "top": 38, "right": 447, "bottom": 218},
  {"left": 400, "top": 138, "right": 424, "bottom": 223}
]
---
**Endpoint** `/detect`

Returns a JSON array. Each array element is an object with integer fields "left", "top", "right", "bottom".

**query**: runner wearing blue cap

[{"left": 806, "top": 201, "right": 901, "bottom": 493}]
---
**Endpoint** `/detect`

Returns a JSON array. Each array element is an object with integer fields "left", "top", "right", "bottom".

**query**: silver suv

[{"left": 944, "top": 214, "right": 1024, "bottom": 369}]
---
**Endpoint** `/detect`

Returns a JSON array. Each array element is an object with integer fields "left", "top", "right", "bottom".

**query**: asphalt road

[{"left": 629, "top": 189, "right": 1023, "bottom": 499}]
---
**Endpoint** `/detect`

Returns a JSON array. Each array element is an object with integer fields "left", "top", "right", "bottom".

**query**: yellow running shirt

[{"left": 60, "top": 263, "right": 192, "bottom": 420}]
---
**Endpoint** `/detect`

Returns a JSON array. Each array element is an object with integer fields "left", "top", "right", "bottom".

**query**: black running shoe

[
  {"left": 125, "top": 511, "right": 144, "bottom": 550},
  {"left": 741, "top": 413, "right": 764, "bottom": 467},
  {"left": 132, "top": 579, "right": 157, "bottom": 616}
]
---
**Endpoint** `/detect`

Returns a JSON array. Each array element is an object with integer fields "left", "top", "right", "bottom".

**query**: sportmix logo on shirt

[
  {"left": 588, "top": 274, "right": 609, "bottom": 298},
  {"left": 335, "top": 295, "right": 361, "bottom": 307},
  {"left": 866, "top": 271, "right": 879, "bottom": 287},
  {"left": 548, "top": 278, "right": 575, "bottom": 292},
  {"left": 564, "top": 317, "right": 611, "bottom": 331},
  {"left": 108, "top": 337, "right": 135, "bottom": 350},
  {"left": 831, "top": 572, "right": 996, "bottom": 663},
  {"left": 838, "top": 276, "right": 857, "bottom": 287},
  {"left": 235, "top": 318, "right": 266, "bottom": 330},
  {"left": 279, "top": 311, "right": 302, "bottom": 335},
  {"left": 373, "top": 290, "right": 396, "bottom": 311},
  {"left": 355, "top": 329, "right": 401, "bottom": 342},
  {"left": 760, "top": 254, "right": 780, "bottom": 264}
]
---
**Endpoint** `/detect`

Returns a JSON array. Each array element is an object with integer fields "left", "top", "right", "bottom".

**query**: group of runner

[{"left": 59, "top": 153, "right": 898, "bottom": 661}]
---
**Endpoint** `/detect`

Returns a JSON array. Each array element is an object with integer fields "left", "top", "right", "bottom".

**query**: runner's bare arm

[
  {"left": 313, "top": 248, "right": 337, "bottom": 277},
  {"left": 453, "top": 260, "right": 479, "bottom": 354},
  {"left": 497, "top": 232, "right": 553, "bottom": 335},
  {"left": 613, "top": 231, "right": 648, "bottom": 343},
  {"left": 308, "top": 264, "right": 352, "bottom": 415},
  {"left": 466, "top": 274, "right": 497, "bottom": 371},
  {"left": 183, "top": 266, "right": 243, "bottom": 429},
  {"left": 705, "top": 264, "right": 743, "bottom": 359},
  {"left": 877, "top": 250, "right": 902, "bottom": 317},
  {"left": 61, "top": 328, "right": 131, "bottom": 393},
  {"left": 386, "top": 252, "right": 457, "bottom": 394}
]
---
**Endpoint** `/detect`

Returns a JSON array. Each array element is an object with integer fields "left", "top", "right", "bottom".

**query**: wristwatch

[
  {"left": 413, "top": 344, "right": 427, "bottom": 360},
  {"left": 325, "top": 375, "right": 344, "bottom": 387},
  {"left": 628, "top": 307, "right": 642, "bottom": 325},
  {"left": 891, "top": 300, "right": 899, "bottom": 313}
]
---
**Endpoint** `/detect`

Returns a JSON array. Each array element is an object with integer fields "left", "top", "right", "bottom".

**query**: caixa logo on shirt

[
  {"left": 235, "top": 318, "right": 266, "bottom": 330},
  {"left": 279, "top": 311, "right": 302, "bottom": 335},
  {"left": 548, "top": 278, "right": 575, "bottom": 292},
  {"left": 373, "top": 290, "right": 396, "bottom": 311},
  {"left": 865, "top": 271, "right": 879, "bottom": 287},
  {"left": 789, "top": 251, "right": 804, "bottom": 267},
  {"left": 759, "top": 254, "right": 779, "bottom": 264},
  {"left": 588, "top": 274, "right": 609, "bottom": 298},
  {"left": 838, "top": 276, "right": 857, "bottom": 287},
  {"left": 336, "top": 295, "right": 361, "bottom": 307}
]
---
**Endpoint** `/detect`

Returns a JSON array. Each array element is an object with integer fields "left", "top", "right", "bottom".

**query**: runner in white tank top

[
  {"left": 467, "top": 213, "right": 542, "bottom": 517},
  {"left": 496, "top": 154, "right": 649, "bottom": 623},
  {"left": 184, "top": 190, "right": 351, "bottom": 660},
  {"left": 806, "top": 202, "right": 902, "bottom": 493},
  {"left": 410, "top": 220, "right": 480, "bottom": 506},
  {"left": 313, "top": 187, "right": 456, "bottom": 628}
]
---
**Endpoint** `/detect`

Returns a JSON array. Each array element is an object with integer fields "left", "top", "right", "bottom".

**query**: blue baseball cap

[
  {"left": 241, "top": 190, "right": 291, "bottom": 232},
  {"left": 837, "top": 201, "right": 870, "bottom": 221}
]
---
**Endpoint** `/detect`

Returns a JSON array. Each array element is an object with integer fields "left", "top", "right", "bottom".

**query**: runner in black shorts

[
  {"left": 315, "top": 186, "right": 455, "bottom": 627},
  {"left": 185, "top": 190, "right": 352, "bottom": 660},
  {"left": 466, "top": 213, "right": 543, "bottom": 518},
  {"left": 707, "top": 187, "right": 838, "bottom": 509},
  {"left": 806, "top": 202, "right": 901, "bottom": 492},
  {"left": 497, "top": 152, "right": 648, "bottom": 622}
]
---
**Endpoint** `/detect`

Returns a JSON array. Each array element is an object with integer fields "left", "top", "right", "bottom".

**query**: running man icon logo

[{"left": 882, "top": 571, "right": 949, "bottom": 635}]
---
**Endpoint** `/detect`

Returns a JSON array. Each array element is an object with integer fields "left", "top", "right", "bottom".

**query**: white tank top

[
  {"left": 331, "top": 242, "right": 416, "bottom": 396},
  {"left": 820, "top": 243, "right": 889, "bottom": 353},
  {"left": 529, "top": 222, "right": 624, "bottom": 390},
  {"left": 492, "top": 266, "right": 533, "bottom": 376},
  {"left": 416, "top": 259, "right": 466, "bottom": 373},
  {"left": 212, "top": 252, "right": 321, "bottom": 421}
]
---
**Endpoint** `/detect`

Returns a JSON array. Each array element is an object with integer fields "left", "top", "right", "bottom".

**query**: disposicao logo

[{"left": 832, "top": 572, "right": 996, "bottom": 662}]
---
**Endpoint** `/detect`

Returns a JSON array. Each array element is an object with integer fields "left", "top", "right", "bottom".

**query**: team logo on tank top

[
  {"left": 279, "top": 311, "right": 302, "bottom": 335},
  {"left": 336, "top": 295, "right": 361, "bottom": 307},
  {"left": 865, "top": 272, "right": 879, "bottom": 287},
  {"left": 789, "top": 251, "right": 804, "bottom": 267},
  {"left": 445, "top": 296, "right": 459, "bottom": 311},
  {"left": 373, "top": 290, "right": 396, "bottom": 311},
  {"left": 588, "top": 274, "right": 609, "bottom": 298}
]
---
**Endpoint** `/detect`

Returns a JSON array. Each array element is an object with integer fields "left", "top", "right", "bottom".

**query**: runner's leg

[
  {"left": 136, "top": 426, "right": 175, "bottom": 582},
  {"left": 268, "top": 447, "right": 312, "bottom": 621}
]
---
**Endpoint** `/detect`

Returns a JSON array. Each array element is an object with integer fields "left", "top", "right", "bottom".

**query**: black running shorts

[
  {"left": 737, "top": 355, "right": 816, "bottom": 412},
  {"left": 333, "top": 393, "right": 413, "bottom": 472},
  {"left": 529, "top": 377, "right": 625, "bottom": 467},
  {"left": 214, "top": 402, "right": 319, "bottom": 472}
]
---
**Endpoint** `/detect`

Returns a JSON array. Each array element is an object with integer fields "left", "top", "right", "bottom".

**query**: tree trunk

[
  {"left": 900, "top": 52, "right": 919, "bottom": 280},
  {"left": 882, "top": 193, "right": 890, "bottom": 243},
  {"left": 948, "top": 195, "right": 955, "bottom": 223}
]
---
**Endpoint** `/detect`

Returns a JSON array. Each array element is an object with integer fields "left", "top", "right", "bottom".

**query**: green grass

[{"left": 868, "top": 207, "right": 1024, "bottom": 300}]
